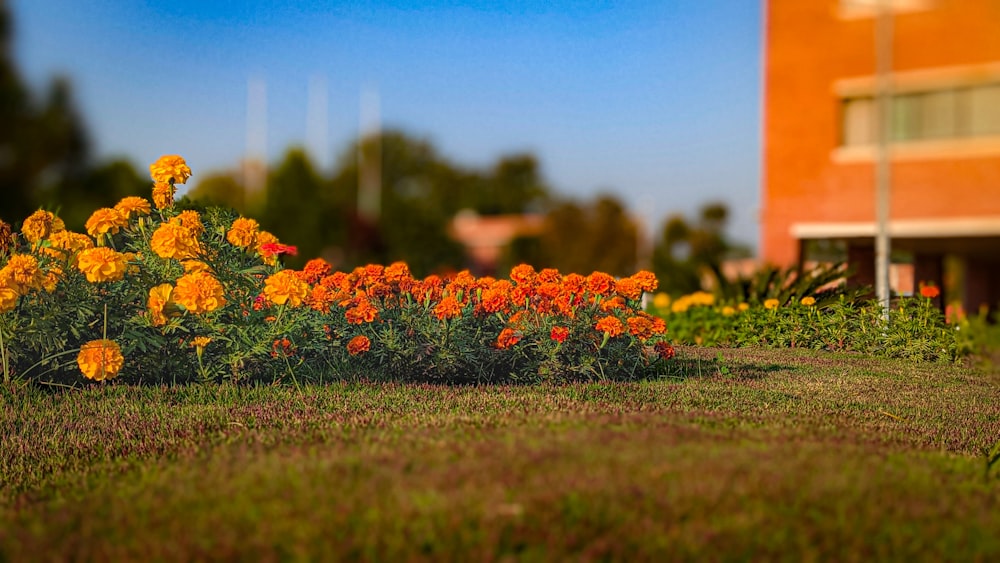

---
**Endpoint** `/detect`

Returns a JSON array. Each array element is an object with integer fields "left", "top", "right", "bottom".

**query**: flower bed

[{"left": 0, "top": 156, "right": 675, "bottom": 386}]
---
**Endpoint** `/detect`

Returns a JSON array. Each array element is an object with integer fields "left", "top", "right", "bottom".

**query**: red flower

[
  {"left": 260, "top": 242, "right": 298, "bottom": 257},
  {"left": 550, "top": 326, "right": 569, "bottom": 343},
  {"left": 919, "top": 284, "right": 940, "bottom": 299},
  {"left": 347, "top": 335, "right": 371, "bottom": 356},
  {"left": 496, "top": 328, "right": 521, "bottom": 349},
  {"left": 654, "top": 341, "right": 675, "bottom": 361}
]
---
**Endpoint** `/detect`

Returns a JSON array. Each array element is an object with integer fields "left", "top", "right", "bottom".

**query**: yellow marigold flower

[
  {"left": 738, "top": 302, "right": 750, "bottom": 311},
  {"left": 150, "top": 222, "right": 200, "bottom": 260},
  {"left": 76, "top": 247, "right": 127, "bottom": 283},
  {"left": 182, "top": 259, "right": 211, "bottom": 274},
  {"left": 263, "top": 270, "right": 310, "bottom": 307},
  {"left": 149, "top": 154, "right": 192, "bottom": 185},
  {"left": 595, "top": 315, "right": 625, "bottom": 338},
  {"left": 190, "top": 336, "right": 211, "bottom": 354},
  {"left": 652, "top": 292, "right": 671, "bottom": 309},
  {"left": 77, "top": 339, "right": 124, "bottom": 381},
  {"left": 173, "top": 272, "right": 226, "bottom": 314},
  {"left": 764, "top": 298, "right": 780, "bottom": 310},
  {"left": 152, "top": 182, "right": 175, "bottom": 210},
  {"left": 85, "top": 207, "right": 128, "bottom": 240},
  {"left": 722, "top": 306, "right": 736, "bottom": 316},
  {"left": 0, "top": 271, "right": 19, "bottom": 313},
  {"left": 21, "top": 210, "right": 65, "bottom": 243},
  {"left": 147, "top": 283, "right": 177, "bottom": 326},
  {"left": 800, "top": 296, "right": 816, "bottom": 307},
  {"left": 171, "top": 210, "right": 204, "bottom": 237},
  {"left": 2, "top": 253, "right": 45, "bottom": 293},
  {"left": 44, "top": 231, "right": 94, "bottom": 264},
  {"left": 114, "top": 196, "right": 152, "bottom": 219},
  {"left": 42, "top": 267, "right": 61, "bottom": 293},
  {"left": 226, "top": 217, "right": 260, "bottom": 248},
  {"left": 347, "top": 335, "right": 371, "bottom": 356}
]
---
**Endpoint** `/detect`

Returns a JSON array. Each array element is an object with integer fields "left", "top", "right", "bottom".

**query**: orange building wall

[{"left": 761, "top": 0, "right": 1000, "bottom": 265}]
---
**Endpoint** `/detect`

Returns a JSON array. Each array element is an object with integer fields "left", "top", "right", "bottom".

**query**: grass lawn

[{"left": 1, "top": 347, "right": 998, "bottom": 561}]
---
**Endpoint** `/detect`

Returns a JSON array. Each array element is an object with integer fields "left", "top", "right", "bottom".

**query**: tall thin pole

[{"left": 874, "top": 0, "right": 893, "bottom": 315}]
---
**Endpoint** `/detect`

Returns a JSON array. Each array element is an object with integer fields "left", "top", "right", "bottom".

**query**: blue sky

[{"left": 10, "top": 0, "right": 763, "bottom": 249}]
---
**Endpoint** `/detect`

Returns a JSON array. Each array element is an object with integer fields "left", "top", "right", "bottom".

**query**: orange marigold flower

[
  {"left": 76, "top": 247, "right": 126, "bottom": 283},
  {"left": 595, "top": 315, "right": 625, "bottom": 338},
  {"left": 149, "top": 154, "right": 192, "bottom": 185},
  {"left": 85, "top": 207, "right": 128, "bottom": 239},
  {"left": 182, "top": 260, "right": 211, "bottom": 274},
  {"left": 226, "top": 217, "right": 260, "bottom": 248},
  {"left": 190, "top": 336, "right": 211, "bottom": 354},
  {"left": 510, "top": 264, "right": 536, "bottom": 286},
  {"left": 433, "top": 295, "right": 463, "bottom": 320},
  {"left": 537, "top": 268, "right": 561, "bottom": 284},
  {"left": 496, "top": 327, "right": 521, "bottom": 349},
  {"left": 764, "top": 298, "right": 780, "bottom": 310},
  {"left": 654, "top": 341, "right": 676, "bottom": 361},
  {"left": 587, "top": 272, "right": 616, "bottom": 297},
  {"left": 0, "top": 272, "right": 19, "bottom": 313},
  {"left": 44, "top": 231, "right": 94, "bottom": 264},
  {"left": 615, "top": 277, "right": 643, "bottom": 301},
  {"left": 297, "top": 258, "right": 332, "bottom": 284},
  {"left": 920, "top": 284, "right": 940, "bottom": 299},
  {"left": 150, "top": 222, "right": 200, "bottom": 260},
  {"left": 631, "top": 270, "right": 658, "bottom": 293},
  {"left": 626, "top": 316, "right": 655, "bottom": 341},
  {"left": 173, "top": 272, "right": 226, "bottom": 314},
  {"left": 41, "top": 266, "right": 60, "bottom": 293},
  {"left": 800, "top": 296, "right": 817, "bottom": 307},
  {"left": 306, "top": 284, "right": 336, "bottom": 313},
  {"left": 263, "top": 270, "right": 310, "bottom": 307},
  {"left": 77, "top": 339, "right": 124, "bottom": 381},
  {"left": 536, "top": 282, "right": 562, "bottom": 300},
  {"left": 562, "top": 273, "right": 586, "bottom": 294},
  {"left": 114, "top": 196, "right": 152, "bottom": 219},
  {"left": 479, "top": 280, "right": 513, "bottom": 314},
  {"left": 550, "top": 326, "right": 570, "bottom": 343},
  {"left": 347, "top": 335, "right": 371, "bottom": 356},
  {"left": 384, "top": 261, "right": 411, "bottom": 285},
  {"left": 2, "top": 254, "right": 45, "bottom": 292},
  {"left": 21, "top": 210, "right": 65, "bottom": 243},
  {"left": 600, "top": 296, "right": 627, "bottom": 312},
  {"left": 345, "top": 299, "right": 378, "bottom": 324},
  {"left": 260, "top": 242, "right": 298, "bottom": 259},
  {"left": 171, "top": 210, "right": 205, "bottom": 237},
  {"left": 151, "top": 182, "right": 176, "bottom": 210},
  {"left": 0, "top": 220, "right": 12, "bottom": 256},
  {"left": 363, "top": 264, "right": 386, "bottom": 285},
  {"left": 148, "top": 283, "right": 177, "bottom": 327}
]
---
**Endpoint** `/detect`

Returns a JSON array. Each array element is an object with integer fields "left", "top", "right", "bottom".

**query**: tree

[
  {"left": 651, "top": 201, "right": 745, "bottom": 295},
  {"left": 187, "top": 172, "right": 248, "bottom": 214},
  {"left": 258, "top": 148, "right": 333, "bottom": 269}
]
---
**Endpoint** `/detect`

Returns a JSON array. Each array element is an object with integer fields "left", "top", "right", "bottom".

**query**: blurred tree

[
  {"left": 259, "top": 148, "right": 333, "bottom": 269},
  {"left": 479, "top": 154, "right": 550, "bottom": 215},
  {"left": 54, "top": 159, "right": 147, "bottom": 231},
  {"left": 187, "top": 172, "right": 247, "bottom": 214},
  {"left": 651, "top": 201, "right": 747, "bottom": 295},
  {"left": 0, "top": 5, "right": 91, "bottom": 225}
]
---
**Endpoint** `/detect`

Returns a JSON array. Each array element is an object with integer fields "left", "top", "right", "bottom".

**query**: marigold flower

[
  {"left": 347, "top": 335, "right": 371, "bottom": 356},
  {"left": 150, "top": 222, "right": 200, "bottom": 260},
  {"left": 479, "top": 280, "right": 512, "bottom": 314},
  {"left": 654, "top": 341, "right": 676, "bottom": 361},
  {"left": 631, "top": 270, "right": 658, "bottom": 292},
  {"left": 510, "top": 264, "right": 536, "bottom": 286},
  {"left": 0, "top": 282, "right": 18, "bottom": 313},
  {"left": 171, "top": 210, "right": 205, "bottom": 237},
  {"left": 260, "top": 242, "right": 298, "bottom": 258},
  {"left": 114, "top": 196, "right": 152, "bottom": 219},
  {"left": 600, "top": 296, "right": 626, "bottom": 312},
  {"left": 182, "top": 260, "right": 211, "bottom": 274},
  {"left": 595, "top": 315, "right": 625, "bottom": 338},
  {"left": 587, "top": 272, "right": 616, "bottom": 297},
  {"left": 306, "top": 284, "right": 336, "bottom": 313},
  {"left": 44, "top": 231, "right": 94, "bottom": 264},
  {"left": 721, "top": 306, "right": 736, "bottom": 316},
  {"left": 148, "top": 283, "right": 176, "bottom": 326},
  {"left": 800, "top": 296, "right": 817, "bottom": 307},
  {"left": 0, "top": 220, "right": 13, "bottom": 256},
  {"left": 562, "top": 273, "right": 586, "bottom": 295},
  {"left": 226, "top": 217, "right": 260, "bottom": 248},
  {"left": 345, "top": 299, "right": 378, "bottom": 324},
  {"left": 652, "top": 292, "right": 671, "bottom": 309},
  {"left": 173, "top": 272, "right": 226, "bottom": 314},
  {"left": 149, "top": 154, "right": 192, "bottom": 185},
  {"left": 764, "top": 298, "right": 780, "bottom": 310},
  {"left": 256, "top": 231, "right": 280, "bottom": 265},
  {"left": 263, "top": 270, "right": 310, "bottom": 307},
  {"left": 496, "top": 327, "right": 520, "bottom": 349},
  {"left": 152, "top": 182, "right": 175, "bottom": 210},
  {"left": 920, "top": 284, "right": 940, "bottom": 299},
  {"left": 550, "top": 326, "right": 570, "bottom": 343},
  {"left": 21, "top": 210, "right": 65, "bottom": 243},
  {"left": 384, "top": 261, "right": 411, "bottom": 285},
  {"left": 433, "top": 295, "right": 463, "bottom": 320},
  {"left": 42, "top": 267, "right": 61, "bottom": 293},
  {"left": 77, "top": 339, "right": 124, "bottom": 381},
  {"left": 615, "top": 277, "right": 643, "bottom": 301},
  {"left": 297, "top": 258, "right": 332, "bottom": 284},
  {"left": 1, "top": 254, "right": 44, "bottom": 292},
  {"left": 626, "top": 316, "right": 655, "bottom": 341},
  {"left": 738, "top": 302, "right": 750, "bottom": 311},
  {"left": 190, "top": 336, "right": 211, "bottom": 352},
  {"left": 85, "top": 207, "right": 128, "bottom": 239}
]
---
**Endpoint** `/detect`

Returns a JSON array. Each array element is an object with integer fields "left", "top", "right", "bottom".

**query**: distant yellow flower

[
  {"left": 226, "top": 217, "right": 260, "bottom": 248},
  {"left": 85, "top": 208, "right": 128, "bottom": 239},
  {"left": 149, "top": 154, "right": 192, "bottom": 185},
  {"left": 171, "top": 210, "right": 205, "bottom": 237},
  {"left": 652, "top": 292, "right": 671, "bottom": 309},
  {"left": 764, "top": 298, "right": 780, "bottom": 310},
  {"left": 77, "top": 339, "right": 124, "bottom": 381},
  {"left": 738, "top": 302, "right": 750, "bottom": 311},
  {"left": 721, "top": 306, "right": 736, "bottom": 316},
  {"left": 173, "top": 272, "right": 226, "bottom": 314},
  {"left": 150, "top": 222, "right": 200, "bottom": 260},
  {"left": 800, "top": 296, "right": 816, "bottom": 307},
  {"left": 263, "top": 270, "right": 310, "bottom": 307},
  {"left": 152, "top": 182, "right": 175, "bottom": 210},
  {"left": 147, "top": 283, "right": 176, "bottom": 326},
  {"left": 76, "top": 247, "right": 127, "bottom": 283},
  {"left": 114, "top": 196, "right": 152, "bottom": 219},
  {"left": 21, "top": 210, "right": 65, "bottom": 243}
]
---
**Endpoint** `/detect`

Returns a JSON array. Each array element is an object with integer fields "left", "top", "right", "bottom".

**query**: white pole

[{"left": 875, "top": 0, "right": 893, "bottom": 315}]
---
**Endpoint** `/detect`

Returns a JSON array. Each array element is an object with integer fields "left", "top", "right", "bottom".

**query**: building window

[
  {"left": 838, "top": 0, "right": 933, "bottom": 19},
  {"left": 840, "top": 82, "right": 1000, "bottom": 146}
]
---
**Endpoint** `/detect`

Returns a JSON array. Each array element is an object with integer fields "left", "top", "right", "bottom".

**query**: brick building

[{"left": 761, "top": 0, "right": 1000, "bottom": 313}]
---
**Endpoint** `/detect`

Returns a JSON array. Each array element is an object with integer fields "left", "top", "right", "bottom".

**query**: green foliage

[
  {"left": 713, "top": 261, "right": 868, "bottom": 307},
  {"left": 652, "top": 201, "right": 749, "bottom": 295}
]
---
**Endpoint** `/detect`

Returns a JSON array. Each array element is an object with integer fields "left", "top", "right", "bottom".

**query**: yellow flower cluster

[
  {"left": 263, "top": 270, "right": 310, "bottom": 307},
  {"left": 670, "top": 291, "right": 715, "bottom": 313},
  {"left": 173, "top": 272, "right": 226, "bottom": 314},
  {"left": 43, "top": 231, "right": 95, "bottom": 265},
  {"left": 150, "top": 222, "right": 200, "bottom": 260},
  {"left": 76, "top": 339, "right": 124, "bottom": 381},
  {"left": 76, "top": 247, "right": 127, "bottom": 283}
]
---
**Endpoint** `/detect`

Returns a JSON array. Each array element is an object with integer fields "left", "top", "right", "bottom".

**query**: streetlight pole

[{"left": 874, "top": 0, "right": 893, "bottom": 316}]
